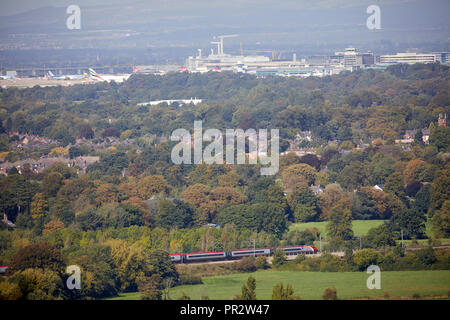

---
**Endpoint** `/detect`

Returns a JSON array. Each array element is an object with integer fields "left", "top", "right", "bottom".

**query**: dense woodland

[{"left": 0, "top": 63, "right": 449, "bottom": 299}]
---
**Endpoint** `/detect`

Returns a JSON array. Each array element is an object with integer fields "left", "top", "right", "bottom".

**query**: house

[
  {"left": 204, "top": 223, "right": 221, "bottom": 228},
  {"left": 310, "top": 185, "right": 324, "bottom": 195},
  {"left": 296, "top": 131, "right": 312, "bottom": 142},
  {"left": 2, "top": 214, "right": 16, "bottom": 228},
  {"left": 373, "top": 184, "right": 384, "bottom": 191},
  {"left": 422, "top": 128, "right": 430, "bottom": 144},
  {"left": 438, "top": 113, "right": 447, "bottom": 127},
  {"left": 404, "top": 130, "right": 417, "bottom": 140}
]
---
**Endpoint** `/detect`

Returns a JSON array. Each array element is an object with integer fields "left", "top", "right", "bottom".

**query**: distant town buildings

[
  {"left": 380, "top": 52, "right": 450, "bottom": 65},
  {"left": 8, "top": 132, "right": 59, "bottom": 149},
  {"left": 340, "top": 47, "right": 375, "bottom": 70},
  {"left": 0, "top": 156, "right": 100, "bottom": 176},
  {"left": 137, "top": 98, "right": 203, "bottom": 107},
  {"left": 395, "top": 114, "right": 446, "bottom": 149}
]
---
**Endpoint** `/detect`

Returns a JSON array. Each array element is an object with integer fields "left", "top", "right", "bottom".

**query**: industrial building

[
  {"left": 379, "top": 52, "right": 450, "bottom": 65},
  {"left": 185, "top": 35, "right": 348, "bottom": 77}
]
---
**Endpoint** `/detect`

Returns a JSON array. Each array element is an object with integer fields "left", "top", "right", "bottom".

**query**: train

[{"left": 169, "top": 245, "right": 318, "bottom": 263}]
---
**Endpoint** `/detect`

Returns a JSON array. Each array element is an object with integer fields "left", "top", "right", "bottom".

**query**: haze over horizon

[{"left": 0, "top": 0, "right": 449, "bottom": 66}]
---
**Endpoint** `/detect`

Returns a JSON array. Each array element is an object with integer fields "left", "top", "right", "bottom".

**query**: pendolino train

[{"left": 170, "top": 245, "right": 318, "bottom": 263}]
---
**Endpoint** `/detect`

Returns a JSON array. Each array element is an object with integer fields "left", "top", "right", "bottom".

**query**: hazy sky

[
  {"left": 0, "top": 0, "right": 448, "bottom": 54},
  {"left": 0, "top": 0, "right": 424, "bottom": 16}
]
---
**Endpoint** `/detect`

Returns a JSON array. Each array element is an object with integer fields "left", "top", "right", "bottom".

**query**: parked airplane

[
  {"left": 181, "top": 65, "right": 209, "bottom": 73},
  {"left": 0, "top": 75, "right": 16, "bottom": 79},
  {"left": 180, "top": 65, "right": 190, "bottom": 73},
  {"left": 46, "top": 70, "right": 84, "bottom": 80},
  {"left": 88, "top": 68, "right": 130, "bottom": 83}
]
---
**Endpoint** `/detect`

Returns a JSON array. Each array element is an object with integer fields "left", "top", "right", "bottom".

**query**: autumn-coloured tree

[
  {"left": 282, "top": 163, "right": 317, "bottom": 192},
  {"left": 318, "top": 184, "right": 345, "bottom": 220},
  {"left": 356, "top": 186, "right": 405, "bottom": 219},
  {"left": 403, "top": 159, "right": 428, "bottom": 185},
  {"left": 43, "top": 220, "right": 65, "bottom": 235},
  {"left": 279, "top": 153, "right": 301, "bottom": 170},
  {"left": 182, "top": 183, "right": 210, "bottom": 209},
  {"left": 8, "top": 242, "right": 66, "bottom": 275},
  {"left": 30, "top": 192, "right": 48, "bottom": 219},
  {"left": 218, "top": 170, "right": 242, "bottom": 188},
  {"left": 95, "top": 183, "right": 119, "bottom": 206},
  {"left": 138, "top": 175, "right": 170, "bottom": 199}
]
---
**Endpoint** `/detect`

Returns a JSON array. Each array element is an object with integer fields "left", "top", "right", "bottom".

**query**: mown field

[
  {"left": 289, "top": 219, "right": 450, "bottom": 247},
  {"left": 109, "top": 270, "right": 450, "bottom": 300},
  {"left": 289, "top": 219, "right": 386, "bottom": 236}
]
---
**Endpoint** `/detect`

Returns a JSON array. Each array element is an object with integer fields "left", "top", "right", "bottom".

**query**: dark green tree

[
  {"left": 8, "top": 242, "right": 66, "bottom": 275},
  {"left": 241, "top": 275, "right": 257, "bottom": 300},
  {"left": 272, "top": 248, "right": 287, "bottom": 268},
  {"left": 326, "top": 203, "right": 353, "bottom": 241}
]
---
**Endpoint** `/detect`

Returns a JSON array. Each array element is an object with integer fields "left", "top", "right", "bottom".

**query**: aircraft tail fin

[{"left": 89, "top": 68, "right": 105, "bottom": 81}]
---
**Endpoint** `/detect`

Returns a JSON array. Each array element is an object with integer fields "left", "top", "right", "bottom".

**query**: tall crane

[
  {"left": 210, "top": 41, "right": 221, "bottom": 55},
  {"left": 213, "top": 34, "right": 239, "bottom": 55}
]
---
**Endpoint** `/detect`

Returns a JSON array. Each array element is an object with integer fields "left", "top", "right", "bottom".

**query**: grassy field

[
  {"left": 109, "top": 270, "right": 450, "bottom": 300},
  {"left": 289, "top": 219, "right": 386, "bottom": 236},
  {"left": 289, "top": 219, "right": 450, "bottom": 247}
]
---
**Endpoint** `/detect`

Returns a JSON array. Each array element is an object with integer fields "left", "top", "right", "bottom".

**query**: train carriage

[
  {"left": 230, "top": 248, "right": 271, "bottom": 259},
  {"left": 281, "top": 245, "right": 317, "bottom": 255},
  {"left": 170, "top": 245, "right": 317, "bottom": 263}
]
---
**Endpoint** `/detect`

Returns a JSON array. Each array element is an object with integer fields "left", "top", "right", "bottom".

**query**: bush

[
  {"left": 141, "top": 288, "right": 162, "bottom": 300},
  {"left": 318, "top": 253, "right": 346, "bottom": 272},
  {"left": 431, "top": 238, "right": 441, "bottom": 247},
  {"left": 393, "top": 246, "right": 405, "bottom": 258},
  {"left": 322, "top": 286, "right": 338, "bottom": 300},
  {"left": 271, "top": 282, "right": 301, "bottom": 300},
  {"left": 296, "top": 257, "right": 321, "bottom": 272},
  {"left": 353, "top": 249, "right": 381, "bottom": 271},
  {"left": 178, "top": 274, "right": 203, "bottom": 285},
  {"left": 179, "top": 292, "right": 191, "bottom": 300},
  {"left": 293, "top": 254, "right": 306, "bottom": 264},
  {"left": 415, "top": 247, "right": 437, "bottom": 266},
  {"left": 255, "top": 256, "right": 269, "bottom": 270},
  {"left": 139, "top": 274, "right": 162, "bottom": 301},
  {"left": 0, "top": 281, "right": 22, "bottom": 300},
  {"left": 234, "top": 256, "right": 257, "bottom": 272},
  {"left": 8, "top": 268, "right": 65, "bottom": 300}
]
